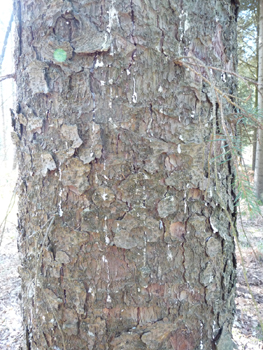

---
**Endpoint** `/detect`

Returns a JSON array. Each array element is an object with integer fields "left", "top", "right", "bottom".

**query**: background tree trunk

[
  {"left": 252, "top": 127, "right": 257, "bottom": 171},
  {"left": 14, "top": 0, "right": 238, "bottom": 349},
  {"left": 253, "top": 2, "right": 259, "bottom": 172},
  {"left": 255, "top": 0, "right": 263, "bottom": 199},
  {"left": 0, "top": 11, "right": 14, "bottom": 165}
]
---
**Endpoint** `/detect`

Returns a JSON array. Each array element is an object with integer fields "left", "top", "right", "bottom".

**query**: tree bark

[
  {"left": 252, "top": 127, "right": 257, "bottom": 171},
  {"left": 14, "top": 0, "right": 238, "bottom": 349},
  {"left": 255, "top": 0, "right": 263, "bottom": 199},
  {"left": 253, "top": 8, "right": 259, "bottom": 173}
]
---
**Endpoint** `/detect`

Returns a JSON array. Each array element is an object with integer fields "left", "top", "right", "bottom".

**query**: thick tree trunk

[
  {"left": 14, "top": 0, "right": 238, "bottom": 349},
  {"left": 255, "top": 0, "right": 263, "bottom": 199}
]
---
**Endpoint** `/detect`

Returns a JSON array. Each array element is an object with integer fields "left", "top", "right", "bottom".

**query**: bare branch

[{"left": 0, "top": 73, "right": 15, "bottom": 82}]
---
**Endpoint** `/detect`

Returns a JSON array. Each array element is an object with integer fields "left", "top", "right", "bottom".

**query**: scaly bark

[{"left": 14, "top": 0, "right": 238, "bottom": 349}]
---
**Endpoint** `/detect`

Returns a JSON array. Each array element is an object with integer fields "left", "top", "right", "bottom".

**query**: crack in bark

[
  {"left": 181, "top": 221, "right": 189, "bottom": 284},
  {"left": 156, "top": 15, "right": 166, "bottom": 56},
  {"left": 160, "top": 220, "right": 165, "bottom": 242},
  {"left": 130, "top": 0, "right": 136, "bottom": 46},
  {"left": 63, "top": 289, "right": 67, "bottom": 305},
  {"left": 116, "top": 211, "right": 127, "bottom": 221},
  {"left": 147, "top": 103, "right": 154, "bottom": 136},
  {"left": 83, "top": 281, "right": 90, "bottom": 319},
  {"left": 60, "top": 265, "right": 64, "bottom": 285},
  {"left": 89, "top": 54, "right": 98, "bottom": 122},
  {"left": 26, "top": 326, "right": 32, "bottom": 350},
  {"left": 168, "top": 0, "right": 175, "bottom": 14},
  {"left": 181, "top": 240, "right": 187, "bottom": 283},
  {"left": 16, "top": 0, "right": 22, "bottom": 57},
  {"left": 137, "top": 306, "right": 140, "bottom": 325}
]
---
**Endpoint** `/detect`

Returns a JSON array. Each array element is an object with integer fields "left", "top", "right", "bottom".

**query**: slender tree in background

[
  {"left": 0, "top": 11, "right": 14, "bottom": 163},
  {"left": 255, "top": 0, "right": 263, "bottom": 199},
  {"left": 14, "top": 0, "right": 238, "bottom": 349},
  {"left": 238, "top": 0, "right": 258, "bottom": 102},
  {"left": 237, "top": 0, "right": 258, "bottom": 170}
]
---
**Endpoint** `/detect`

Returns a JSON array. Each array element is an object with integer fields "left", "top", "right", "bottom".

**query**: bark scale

[{"left": 14, "top": 0, "right": 238, "bottom": 349}]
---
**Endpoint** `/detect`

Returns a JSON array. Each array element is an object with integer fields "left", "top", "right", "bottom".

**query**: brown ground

[
  {"left": 233, "top": 215, "right": 263, "bottom": 349},
  {"left": 0, "top": 221, "right": 22, "bottom": 350},
  {"left": 0, "top": 207, "right": 262, "bottom": 349}
]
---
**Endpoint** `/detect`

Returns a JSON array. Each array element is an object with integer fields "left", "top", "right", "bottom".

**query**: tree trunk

[
  {"left": 252, "top": 127, "right": 257, "bottom": 171},
  {"left": 14, "top": 0, "right": 238, "bottom": 349},
  {"left": 253, "top": 8, "right": 259, "bottom": 173},
  {"left": 0, "top": 80, "right": 7, "bottom": 161},
  {"left": 255, "top": 0, "right": 263, "bottom": 199}
]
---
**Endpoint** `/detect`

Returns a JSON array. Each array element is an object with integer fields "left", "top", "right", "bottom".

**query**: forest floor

[
  {"left": 0, "top": 167, "right": 23, "bottom": 350},
  {"left": 0, "top": 194, "right": 263, "bottom": 349},
  {"left": 233, "top": 214, "right": 263, "bottom": 349},
  {"left": 0, "top": 221, "right": 22, "bottom": 349}
]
